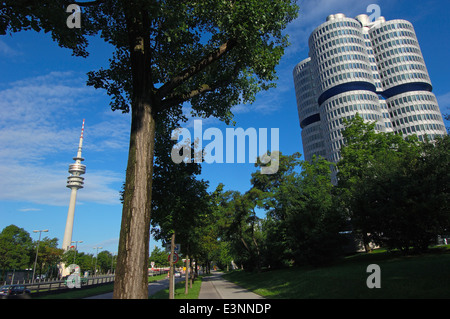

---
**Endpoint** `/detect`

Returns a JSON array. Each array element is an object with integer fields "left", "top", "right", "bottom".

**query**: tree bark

[
  {"left": 113, "top": 2, "right": 156, "bottom": 299},
  {"left": 113, "top": 94, "right": 156, "bottom": 299}
]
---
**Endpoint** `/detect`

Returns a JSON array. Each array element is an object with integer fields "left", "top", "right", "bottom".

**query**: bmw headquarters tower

[{"left": 293, "top": 13, "right": 447, "bottom": 182}]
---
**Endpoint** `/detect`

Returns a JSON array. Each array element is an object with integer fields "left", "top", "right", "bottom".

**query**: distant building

[{"left": 293, "top": 13, "right": 447, "bottom": 182}]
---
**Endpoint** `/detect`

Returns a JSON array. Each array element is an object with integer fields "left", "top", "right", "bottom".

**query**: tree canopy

[
  {"left": 336, "top": 115, "right": 450, "bottom": 253},
  {"left": 0, "top": 225, "right": 33, "bottom": 270}
]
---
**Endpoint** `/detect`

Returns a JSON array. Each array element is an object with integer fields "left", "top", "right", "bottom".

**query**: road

[{"left": 85, "top": 276, "right": 184, "bottom": 299}]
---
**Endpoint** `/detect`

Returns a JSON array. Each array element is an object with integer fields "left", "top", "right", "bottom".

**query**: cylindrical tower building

[{"left": 62, "top": 120, "right": 86, "bottom": 251}]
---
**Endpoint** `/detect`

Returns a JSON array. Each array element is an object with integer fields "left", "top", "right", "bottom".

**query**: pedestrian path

[{"left": 198, "top": 271, "right": 264, "bottom": 299}]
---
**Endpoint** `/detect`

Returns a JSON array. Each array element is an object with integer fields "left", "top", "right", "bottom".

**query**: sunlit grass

[
  {"left": 149, "top": 276, "right": 203, "bottom": 299},
  {"left": 223, "top": 246, "right": 450, "bottom": 299}
]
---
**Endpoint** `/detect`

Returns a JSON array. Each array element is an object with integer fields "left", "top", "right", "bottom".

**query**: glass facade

[
  {"left": 293, "top": 58, "right": 326, "bottom": 161},
  {"left": 293, "top": 13, "right": 447, "bottom": 180}
]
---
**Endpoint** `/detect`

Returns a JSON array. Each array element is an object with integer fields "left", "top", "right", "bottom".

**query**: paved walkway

[{"left": 198, "top": 271, "right": 264, "bottom": 299}]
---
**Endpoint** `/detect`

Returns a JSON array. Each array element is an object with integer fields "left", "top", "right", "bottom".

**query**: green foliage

[
  {"left": 196, "top": 183, "right": 235, "bottom": 272},
  {"left": 363, "top": 135, "right": 450, "bottom": 252},
  {"left": 0, "top": 225, "right": 33, "bottom": 270},
  {"left": 149, "top": 246, "right": 170, "bottom": 268},
  {"left": 80, "top": 0, "right": 299, "bottom": 122},
  {"left": 250, "top": 152, "right": 301, "bottom": 268},
  {"left": 250, "top": 153, "right": 347, "bottom": 267},
  {"left": 96, "top": 250, "right": 114, "bottom": 273},
  {"left": 261, "top": 216, "right": 291, "bottom": 269},
  {"left": 210, "top": 152, "right": 347, "bottom": 270},
  {"left": 0, "top": 0, "right": 96, "bottom": 57},
  {"left": 62, "top": 250, "right": 93, "bottom": 274},
  {"left": 33, "top": 237, "right": 63, "bottom": 277},
  {"left": 150, "top": 121, "right": 211, "bottom": 265},
  {"left": 0, "top": 225, "right": 63, "bottom": 279},
  {"left": 62, "top": 249, "right": 117, "bottom": 275},
  {"left": 285, "top": 156, "right": 347, "bottom": 266},
  {"left": 215, "top": 241, "right": 233, "bottom": 270},
  {"left": 337, "top": 115, "right": 450, "bottom": 253}
]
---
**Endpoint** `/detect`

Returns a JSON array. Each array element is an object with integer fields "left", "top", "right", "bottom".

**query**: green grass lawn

[
  {"left": 33, "top": 282, "right": 115, "bottom": 299},
  {"left": 149, "top": 276, "right": 204, "bottom": 299},
  {"left": 222, "top": 247, "right": 450, "bottom": 299}
]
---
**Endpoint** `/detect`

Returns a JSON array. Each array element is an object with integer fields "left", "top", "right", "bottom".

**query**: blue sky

[{"left": 1, "top": 0, "right": 449, "bottom": 255}]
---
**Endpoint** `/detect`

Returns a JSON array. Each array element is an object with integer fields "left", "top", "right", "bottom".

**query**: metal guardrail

[
  {"left": 149, "top": 269, "right": 167, "bottom": 277},
  {"left": 2, "top": 275, "right": 116, "bottom": 295},
  {"left": 3, "top": 270, "right": 167, "bottom": 296}
]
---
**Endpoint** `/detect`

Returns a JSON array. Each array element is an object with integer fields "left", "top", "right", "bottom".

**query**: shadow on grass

[
  {"left": 149, "top": 275, "right": 205, "bottom": 299},
  {"left": 223, "top": 246, "right": 450, "bottom": 299}
]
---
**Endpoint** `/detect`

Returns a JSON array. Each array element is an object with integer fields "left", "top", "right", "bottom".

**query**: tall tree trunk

[
  {"left": 113, "top": 1, "right": 156, "bottom": 299},
  {"left": 113, "top": 95, "right": 156, "bottom": 299}
]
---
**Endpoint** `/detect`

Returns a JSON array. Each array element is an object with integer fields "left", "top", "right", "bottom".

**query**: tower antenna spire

[{"left": 77, "top": 119, "right": 85, "bottom": 158}]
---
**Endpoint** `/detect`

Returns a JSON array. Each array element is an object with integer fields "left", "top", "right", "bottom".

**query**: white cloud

[
  {"left": 0, "top": 71, "right": 94, "bottom": 162},
  {"left": 0, "top": 71, "right": 129, "bottom": 206},
  {"left": 0, "top": 160, "right": 123, "bottom": 206},
  {"left": 85, "top": 114, "right": 130, "bottom": 152},
  {"left": 0, "top": 40, "right": 20, "bottom": 57},
  {"left": 17, "top": 208, "right": 42, "bottom": 212},
  {"left": 231, "top": 87, "right": 290, "bottom": 115}
]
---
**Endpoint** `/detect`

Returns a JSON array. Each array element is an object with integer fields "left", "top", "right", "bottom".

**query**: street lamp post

[
  {"left": 32, "top": 229, "right": 48, "bottom": 283},
  {"left": 93, "top": 246, "right": 102, "bottom": 277},
  {"left": 71, "top": 240, "right": 83, "bottom": 263}
]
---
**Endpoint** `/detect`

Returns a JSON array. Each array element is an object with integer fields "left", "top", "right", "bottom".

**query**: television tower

[{"left": 62, "top": 119, "right": 86, "bottom": 251}]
